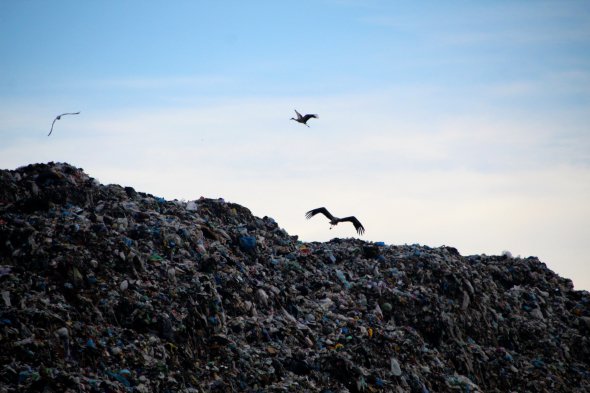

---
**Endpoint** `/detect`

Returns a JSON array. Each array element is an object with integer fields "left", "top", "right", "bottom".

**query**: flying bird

[
  {"left": 305, "top": 207, "right": 365, "bottom": 235},
  {"left": 290, "top": 109, "right": 318, "bottom": 127},
  {"left": 48, "top": 112, "right": 80, "bottom": 136}
]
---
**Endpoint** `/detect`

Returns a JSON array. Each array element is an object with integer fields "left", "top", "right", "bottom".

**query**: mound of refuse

[{"left": 0, "top": 162, "right": 588, "bottom": 393}]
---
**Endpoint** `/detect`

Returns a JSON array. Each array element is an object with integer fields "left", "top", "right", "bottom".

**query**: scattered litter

[{"left": 0, "top": 162, "right": 588, "bottom": 392}]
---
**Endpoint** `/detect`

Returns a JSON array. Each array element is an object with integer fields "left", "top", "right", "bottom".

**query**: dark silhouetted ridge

[{"left": 1, "top": 162, "right": 588, "bottom": 392}]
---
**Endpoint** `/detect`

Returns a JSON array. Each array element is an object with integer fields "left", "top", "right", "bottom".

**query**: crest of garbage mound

[{"left": 0, "top": 162, "right": 589, "bottom": 392}]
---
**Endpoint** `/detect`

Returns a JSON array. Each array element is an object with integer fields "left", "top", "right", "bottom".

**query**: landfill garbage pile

[{"left": 0, "top": 162, "right": 589, "bottom": 393}]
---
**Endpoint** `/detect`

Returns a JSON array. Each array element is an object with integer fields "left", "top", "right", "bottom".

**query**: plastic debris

[{"left": 0, "top": 162, "right": 588, "bottom": 392}]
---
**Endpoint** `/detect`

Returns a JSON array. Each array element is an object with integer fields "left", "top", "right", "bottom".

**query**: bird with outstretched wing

[
  {"left": 306, "top": 207, "right": 365, "bottom": 235},
  {"left": 291, "top": 109, "right": 318, "bottom": 127},
  {"left": 48, "top": 112, "right": 80, "bottom": 136}
]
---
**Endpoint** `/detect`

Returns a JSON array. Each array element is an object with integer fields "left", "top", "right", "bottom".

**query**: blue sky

[{"left": 1, "top": 1, "right": 589, "bottom": 289}]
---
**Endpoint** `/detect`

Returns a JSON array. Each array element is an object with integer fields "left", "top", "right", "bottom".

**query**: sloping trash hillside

[{"left": 0, "top": 162, "right": 588, "bottom": 393}]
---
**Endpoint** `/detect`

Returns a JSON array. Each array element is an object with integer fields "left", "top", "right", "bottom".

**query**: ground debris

[{"left": 0, "top": 162, "right": 588, "bottom": 392}]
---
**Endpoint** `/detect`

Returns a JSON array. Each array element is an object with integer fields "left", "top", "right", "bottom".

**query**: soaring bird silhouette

[
  {"left": 290, "top": 109, "right": 318, "bottom": 127},
  {"left": 306, "top": 207, "right": 365, "bottom": 235},
  {"left": 48, "top": 112, "right": 80, "bottom": 136}
]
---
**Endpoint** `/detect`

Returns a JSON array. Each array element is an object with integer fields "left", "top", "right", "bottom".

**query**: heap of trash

[{"left": 1, "top": 162, "right": 588, "bottom": 393}]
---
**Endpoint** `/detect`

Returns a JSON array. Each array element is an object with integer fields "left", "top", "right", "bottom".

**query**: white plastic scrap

[
  {"left": 390, "top": 356, "right": 402, "bottom": 376},
  {"left": 1, "top": 291, "right": 11, "bottom": 307}
]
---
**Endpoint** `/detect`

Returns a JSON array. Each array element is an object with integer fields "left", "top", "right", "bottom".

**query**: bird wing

[
  {"left": 48, "top": 117, "right": 58, "bottom": 136},
  {"left": 302, "top": 114, "right": 318, "bottom": 122},
  {"left": 48, "top": 112, "right": 79, "bottom": 136},
  {"left": 339, "top": 216, "right": 365, "bottom": 235},
  {"left": 294, "top": 109, "right": 303, "bottom": 120},
  {"left": 305, "top": 207, "right": 335, "bottom": 221}
]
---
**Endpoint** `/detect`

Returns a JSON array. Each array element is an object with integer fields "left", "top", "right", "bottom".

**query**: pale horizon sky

[{"left": 1, "top": 1, "right": 589, "bottom": 290}]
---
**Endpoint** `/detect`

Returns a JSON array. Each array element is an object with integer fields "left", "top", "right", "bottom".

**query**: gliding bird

[
  {"left": 291, "top": 109, "right": 318, "bottom": 127},
  {"left": 48, "top": 112, "right": 80, "bottom": 136},
  {"left": 305, "top": 207, "right": 365, "bottom": 235}
]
